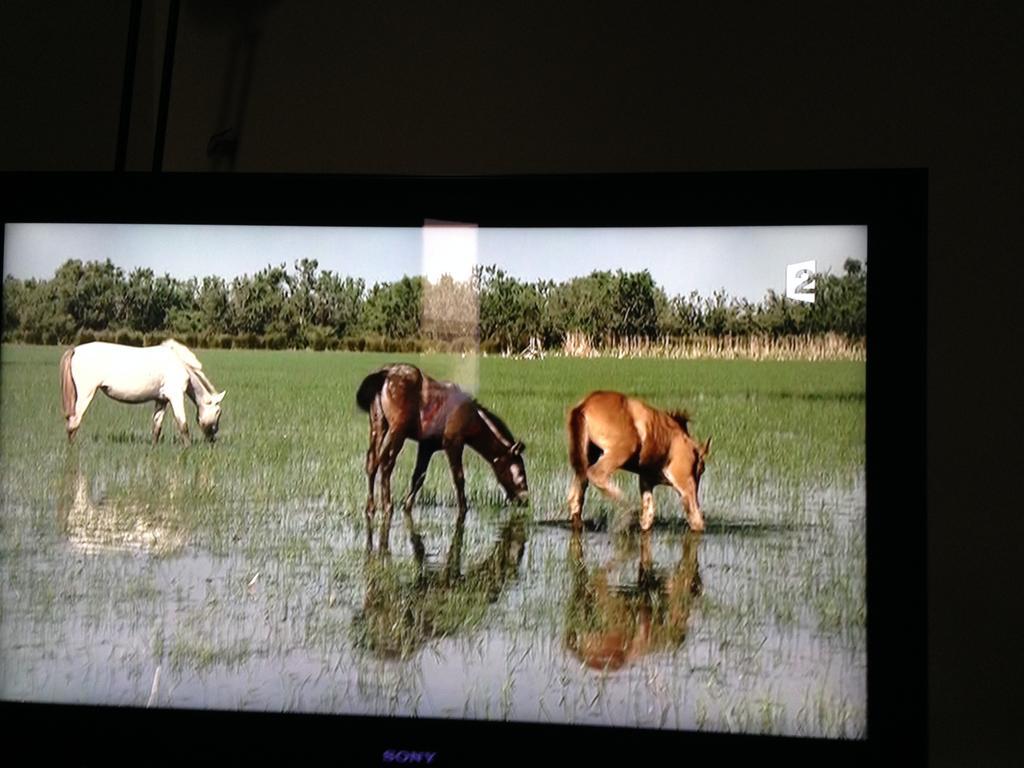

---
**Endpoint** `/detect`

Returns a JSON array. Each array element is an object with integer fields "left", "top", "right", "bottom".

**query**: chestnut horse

[
  {"left": 357, "top": 364, "right": 528, "bottom": 551},
  {"left": 567, "top": 391, "right": 711, "bottom": 531}
]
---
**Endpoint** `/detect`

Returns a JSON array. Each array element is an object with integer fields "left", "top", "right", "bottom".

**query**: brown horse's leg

[
  {"left": 377, "top": 435, "right": 404, "bottom": 552},
  {"left": 639, "top": 474, "right": 657, "bottom": 531},
  {"left": 443, "top": 513, "right": 467, "bottom": 585},
  {"left": 444, "top": 442, "right": 468, "bottom": 521},
  {"left": 401, "top": 443, "right": 433, "bottom": 560},
  {"left": 364, "top": 397, "right": 387, "bottom": 548}
]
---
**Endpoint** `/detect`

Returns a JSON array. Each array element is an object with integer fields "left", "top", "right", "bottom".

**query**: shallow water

[{"left": 0, "top": 475, "right": 865, "bottom": 739}]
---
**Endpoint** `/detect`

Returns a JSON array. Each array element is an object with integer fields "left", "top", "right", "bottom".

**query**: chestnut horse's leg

[
  {"left": 664, "top": 464, "right": 705, "bottom": 533},
  {"left": 566, "top": 405, "right": 589, "bottom": 526},
  {"left": 444, "top": 442, "right": 468, "bottom": 521},
  {"left": 585, "top": 444, "right": 632, "bottom": 503},
  {"left": 639, "top": 474, "right": 657, "bottom": 531},
  {"left": 567, "top": 472, "right": 588, "bottom": 527}
]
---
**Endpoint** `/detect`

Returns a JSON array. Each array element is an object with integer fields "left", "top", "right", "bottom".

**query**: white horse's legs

[
  {"left": 167, "top": 391, "right": 191, "bottom": 445},
  {"left": 152, "top": 401, "right": 169, "bottom": 444},
  {"left": 67, "top": 385, "right": 98, "bottom": 441}
]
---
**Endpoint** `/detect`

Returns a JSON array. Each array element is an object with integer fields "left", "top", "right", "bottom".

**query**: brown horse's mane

[
  {"left": 667, "top": 409, "right": 692, "bottom": 434},
  {"left": 474, "top": 401, "right": 517, "bottom": 444}
]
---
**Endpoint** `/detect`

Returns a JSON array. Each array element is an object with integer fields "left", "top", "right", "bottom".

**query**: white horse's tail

[
  {"left": 60, "top": 347, "right": 77, "bottom": 418},
  {"left": 162, "top": 339, "right": 218, "bottom": 395}
]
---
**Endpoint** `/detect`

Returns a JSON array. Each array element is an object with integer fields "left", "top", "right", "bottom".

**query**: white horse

[{"left": 59, "top": 339, "right": 226, "bottom": 444}]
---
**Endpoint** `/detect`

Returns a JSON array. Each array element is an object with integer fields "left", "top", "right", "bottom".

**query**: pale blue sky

[{"left": 3, "top": 223, "right": 865, "bottom": 302}]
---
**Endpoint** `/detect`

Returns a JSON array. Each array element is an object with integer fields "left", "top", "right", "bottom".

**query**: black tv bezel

[{"left": 0, "top": 170, "right": 926, "bottom": 767}]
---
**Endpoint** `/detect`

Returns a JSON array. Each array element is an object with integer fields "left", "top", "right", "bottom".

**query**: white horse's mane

[
  {"left": 162, "top": 339, "right": 217, "bottom": 395},
  {"left": 161, "top": 339, "right": 203, "bottom": 369}
]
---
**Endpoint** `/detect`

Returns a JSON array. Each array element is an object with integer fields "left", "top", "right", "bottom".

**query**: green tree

[
  {"left": 197, "top": 276, "right": 230, "bottom": 335},
  {"left": 363, "top": 276, "right": 423, "bottom": 340}
]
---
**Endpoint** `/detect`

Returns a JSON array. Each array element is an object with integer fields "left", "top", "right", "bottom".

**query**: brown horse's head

[{"left": 492, "top": 440, "right": 529, "bottom": 505}]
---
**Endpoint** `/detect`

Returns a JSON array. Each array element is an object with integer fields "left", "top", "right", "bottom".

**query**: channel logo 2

[{"left": 786, "top": 260, "right": 816, "bottom": 303}]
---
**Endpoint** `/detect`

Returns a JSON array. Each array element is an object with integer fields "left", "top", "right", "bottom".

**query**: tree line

[{"left": 2, "top": 257, "right": 866, "bottom": 352}]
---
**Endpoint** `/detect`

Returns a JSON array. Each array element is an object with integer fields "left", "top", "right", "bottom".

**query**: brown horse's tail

[
  {"left": 59, "top": 347, "right": 77, "bottom": 419},
  {"left": 567, "top": 403, "right": 589, "bottom": 477},
  {"left": 356, "top": 369, "right": 389, "bottom": 412}
]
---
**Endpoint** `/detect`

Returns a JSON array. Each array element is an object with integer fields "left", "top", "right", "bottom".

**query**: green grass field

[{"left": 0, "top": 344, "right": 866, "bottom": 737}]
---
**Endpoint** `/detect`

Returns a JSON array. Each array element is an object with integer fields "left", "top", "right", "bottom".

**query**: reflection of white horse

[
  {"left": 60, "top": 471, "right": 187, "bottom": 555},
  {"left": 59, "top": 339, "right": 226, "bottom": 444}
]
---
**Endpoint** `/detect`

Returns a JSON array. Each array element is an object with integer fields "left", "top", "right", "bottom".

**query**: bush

[
  {"left": 480, "top": 338, "right": 503, "bottom": 355},
  {"left": 237, "top": 332, "right": 259, "bottom": 349},
  {"left": 75, "top": 329, "right": 96, "bottom": 345},
  {"left": 450, "top": 336, "right": 478, "bottom": 353},
  {"left": 216, "top": 334, "right": 235, "bottom": 349},
  {"left": 303, "top": 325, "right": 332, "bottom": 351},
  {"left": 115, "top": 329, "right": 143, "bottom": 347},
  {"left": 264, "top": 331, "right": 288, "bottom": 350}
]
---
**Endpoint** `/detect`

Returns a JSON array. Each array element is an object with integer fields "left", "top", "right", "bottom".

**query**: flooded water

[{"left": 0, "top": 472, "right": 865, "bottom": 739}]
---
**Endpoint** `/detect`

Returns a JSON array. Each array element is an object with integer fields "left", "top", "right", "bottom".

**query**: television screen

[{"left": 0, "top": 172, "right": 925, "bottom": 766}]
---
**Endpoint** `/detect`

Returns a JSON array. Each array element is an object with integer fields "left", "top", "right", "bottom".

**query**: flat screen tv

[{"left": 0, "top": 171, "right": 925, "bottom": 766}]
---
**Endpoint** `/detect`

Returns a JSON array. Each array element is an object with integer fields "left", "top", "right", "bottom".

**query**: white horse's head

[{"left": 197, "top": 390, "right": 226, "bottom": 441}]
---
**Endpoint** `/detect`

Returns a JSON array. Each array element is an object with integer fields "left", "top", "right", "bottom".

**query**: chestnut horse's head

[{"left": 668, "top": 426, "right": 712, "bottom": 531}]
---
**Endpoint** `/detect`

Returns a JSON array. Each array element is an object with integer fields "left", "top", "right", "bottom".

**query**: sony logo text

[{"left": 383, "top": 750, "right": 438, "bottom": 764}]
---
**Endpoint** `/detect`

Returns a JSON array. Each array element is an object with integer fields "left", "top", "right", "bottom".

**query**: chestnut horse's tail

[
  {"left": 356, "top": 369, "right": 389, "bottom": 412},
  {"left": 567, "top": 402, "right": 589, "bottom": 477},
  {"left": 59, "top": 347, "right": 77, "bottom": 418}
]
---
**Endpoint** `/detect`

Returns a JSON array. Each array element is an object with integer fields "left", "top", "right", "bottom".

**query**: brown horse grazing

[
  {"left": 567, "top": 391, "right": 711, "bottom": 532},
  {"left": 357, "top": 363, "right": 528, "bottom": 551}
]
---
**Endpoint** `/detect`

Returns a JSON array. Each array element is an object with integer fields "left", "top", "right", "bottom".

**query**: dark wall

[{"left": 2, "top": 2, "right": 1020, "bottom": 765}]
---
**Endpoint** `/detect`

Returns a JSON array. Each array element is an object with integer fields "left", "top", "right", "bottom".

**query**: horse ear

[
  {"left": 701, "top": 436, "right": 712, "bottom": 457},
  {"left": 512, "top": 440, "right": 525, "bottom": 456},
  {"left": 212, "top": 390, "right": 226, "bottom": 404}
]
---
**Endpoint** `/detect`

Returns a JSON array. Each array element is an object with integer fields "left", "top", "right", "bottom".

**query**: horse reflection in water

[
  {"left": 56, "top": 460, "right": 198, "bottom": 556},
  {"left": 565, "top": 529, "right": 703, "bottom": 671},
  {"left": 353, "top": 515, "right": 527, "bottom": 659}
]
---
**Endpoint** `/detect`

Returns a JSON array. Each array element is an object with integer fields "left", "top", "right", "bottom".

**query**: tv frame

[{"left": 0, "top": 170, "right": 926, "bottom": 767}]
